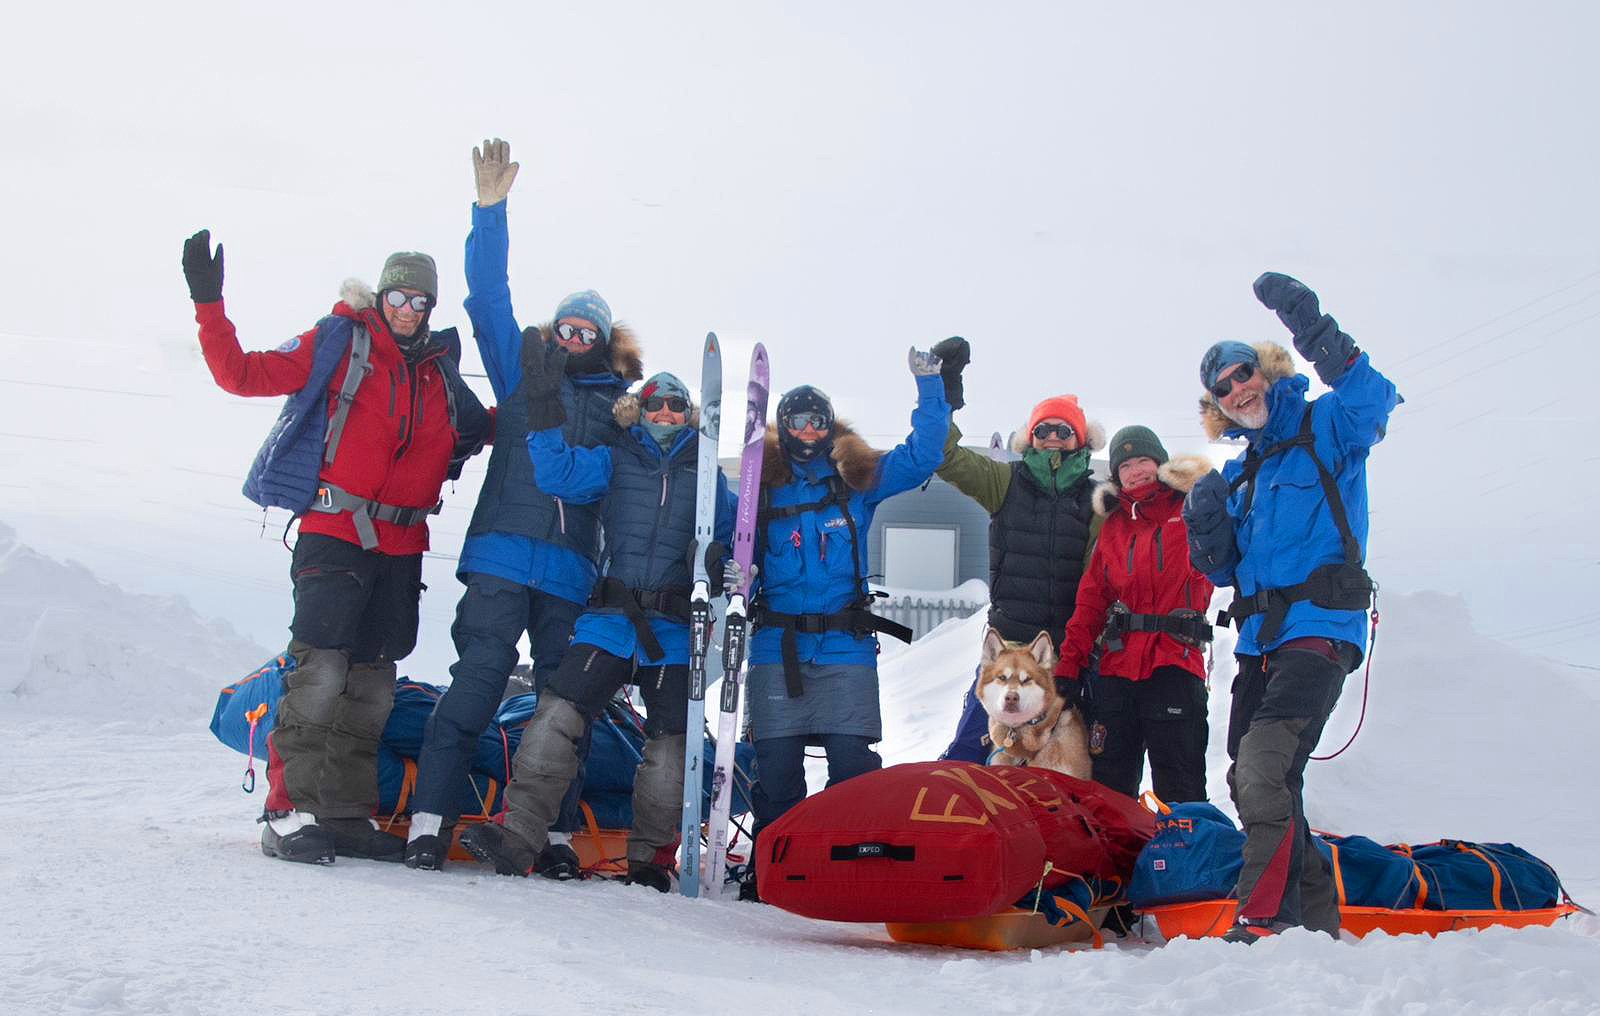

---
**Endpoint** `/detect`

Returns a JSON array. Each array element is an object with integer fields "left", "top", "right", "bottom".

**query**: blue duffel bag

[{"left": 1128, "top": 798, "right": 1246, "bottom": 908}]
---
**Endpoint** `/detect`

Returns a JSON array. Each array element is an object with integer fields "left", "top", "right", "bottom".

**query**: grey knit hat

[
  {"left": 378, "top": 251, "right": 438, "bottom": 302},
  {"left": 1109, "top": 425, "right": 1169, "bottom": 476}
]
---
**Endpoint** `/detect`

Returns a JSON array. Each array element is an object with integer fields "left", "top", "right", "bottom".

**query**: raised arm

[
  {"left": 865, "top": 348, "right": 952, "bottom": 506},
  {"left": 183, "top": 230, "right": 316, "bottom": 397},
  {"left": 463, "top": 138, "right": 525, "bottom": 401},
  {"left": 935, "top": 419, "right": 1013, "bottom": 514}
]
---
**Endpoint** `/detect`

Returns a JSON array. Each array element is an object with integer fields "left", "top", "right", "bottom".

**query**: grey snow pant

[
  {"left": 500, "top": 644, "right": 689, "bottom": 867},
  {"left": 267, "top": 533, "right": 422, "bottom": 819},
  {"left": 1226, "top": 639, "right": 1355, "bottom": 935}
]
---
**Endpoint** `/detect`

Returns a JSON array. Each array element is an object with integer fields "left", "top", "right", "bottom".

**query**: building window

[{"left": 882, "top": 525, "right": 958, "bottom": 591}]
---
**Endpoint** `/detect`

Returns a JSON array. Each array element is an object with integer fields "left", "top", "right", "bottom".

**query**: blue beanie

[
  {"left": 637, "top": 371, "right": 692, "bottom": 447},
  {"left": 1200, "top": 340, "right": 1260, "bottom": 390},
  {"left": 553, "top": 289, "right": 613, "bottom": 343}
]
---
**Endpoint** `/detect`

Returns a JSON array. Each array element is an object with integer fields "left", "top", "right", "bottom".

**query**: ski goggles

[
  {"left": 642, "top": 394, "right": 689, "bottom": 414},
  {"left": 1208, "top": 361, "right": 1256, "bottom": 399},
  {"left": 555, "top": 322, "right": 600, "bottom": 346},
  {"left": 1031, "top": 422, "right": 1077, "bottom": 442},
  {"left": 383, "top": 290, "right": 432, "bottom": 313},
  {"left": 784, "top": 412, "right": 830, "bottom": 432}
]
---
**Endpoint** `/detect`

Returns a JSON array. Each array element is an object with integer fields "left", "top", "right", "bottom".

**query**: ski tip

[{"left": 705, "top": 331, "right": 719, "bottom": 350}]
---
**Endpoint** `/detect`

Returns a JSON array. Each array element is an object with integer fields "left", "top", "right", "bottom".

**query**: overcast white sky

[{"left": 3, "top": 2, "right": 1597, "bottom": 676}]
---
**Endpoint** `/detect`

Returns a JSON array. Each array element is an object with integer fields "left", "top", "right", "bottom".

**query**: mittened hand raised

[
  {"left": 1253, "top": 272, "right": 1322, "bottom": 336},
  {"left": 182, "top": 229, "right": 224, "bottom": 304},
  {"left": 930, "top": 336, "right": 970, "bottom": 409},
  {"left": 473, "top": 138, "right": 520, "bottom": 208},
  {"left": 907, "top": 346, "right": 943, "bottom": 378}
]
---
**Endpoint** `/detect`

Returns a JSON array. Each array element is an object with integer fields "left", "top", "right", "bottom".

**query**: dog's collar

[{"left": 997, "top": 710, "right": 1053, "bottom": 748}]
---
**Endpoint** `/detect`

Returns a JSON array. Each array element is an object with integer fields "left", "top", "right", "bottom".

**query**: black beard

[{"left": 563, "top": 341, "right": 610, "bottom": 376}]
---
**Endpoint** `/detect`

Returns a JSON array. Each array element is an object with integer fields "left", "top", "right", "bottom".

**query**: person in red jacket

[
  {"left": 1054, "top": 425, "right": 1215, "bottom": 803},
  {"left": 182, "top": 231, "right": 491, "bottom": 865}
]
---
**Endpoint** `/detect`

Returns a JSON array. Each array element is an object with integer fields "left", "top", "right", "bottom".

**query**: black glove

[
  {"left": 520, "top": 328, "right": 569, "bottom": 432},
  {"left": 1254, "top": 272, "right": 1358, "bottom": 385},
  {"left": 930, "top": 336, "right": 970, "bottom": 410},
  {"left": 1182, "top": 470, "right": 1240, "bottom": 577},
  {"left": 182, "top": 229, "right": 224, "bottom": 304}
]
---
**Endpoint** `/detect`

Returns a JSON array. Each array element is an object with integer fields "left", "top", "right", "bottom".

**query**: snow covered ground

[{"left": 3, "top": 529, "right": 1598, "bottom": 1016}]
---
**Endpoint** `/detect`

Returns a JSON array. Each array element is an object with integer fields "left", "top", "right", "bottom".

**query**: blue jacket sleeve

[
  {"left": 463, "top": 201, "right": 523, "bottom": 402},
  {"left": 1322, "top": 353, "right": 1402, "bottom": 454},
  {"left": 526, "top": 427, "right": 612, "bottom": 504},
  {"left": 865, "top": 373, "right": 951, "bottom": 507}
]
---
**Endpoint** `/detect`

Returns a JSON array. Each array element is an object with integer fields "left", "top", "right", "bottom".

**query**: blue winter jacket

[
  {"left": 1212, "top": 353, "right": 1400, "bottom": 658},
  {"left": 527, "top": 425, "right": 736, "bottom": 665},
  {"left": 749, "top": 373, "right": 949, "bottom": 668},
  {"left": 459, "top": 201, "right": 630, "bottom": 604}
]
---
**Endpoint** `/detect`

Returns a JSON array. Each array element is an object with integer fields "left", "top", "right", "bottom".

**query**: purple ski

[{"left": 703, "top": 343, "right": 768, "bottom": 896}]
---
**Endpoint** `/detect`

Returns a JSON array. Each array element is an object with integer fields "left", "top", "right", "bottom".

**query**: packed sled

[
  {"left": 211, "top": 653, "right": 756, "bottom": 877},
  {"left": 752, "top": 762, "right": 1583, "bottom": 951}
]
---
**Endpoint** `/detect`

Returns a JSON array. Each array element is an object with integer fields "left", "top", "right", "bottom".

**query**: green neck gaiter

[{"left": 1022, "top": 446, "right": 1091, "bottom": 493}]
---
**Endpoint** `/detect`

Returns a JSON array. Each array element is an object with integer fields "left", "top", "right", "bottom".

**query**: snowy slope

[{"left": 2, "top": 535, "right": 1599, "bottom": 1015}]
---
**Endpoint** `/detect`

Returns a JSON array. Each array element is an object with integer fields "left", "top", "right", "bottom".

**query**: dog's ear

[
  {"left": 1027, "top": 631, "right": 1058, "bottom": 671},
  {"left": 980, "top": 627, "right": 1006, "bottom": 667}
]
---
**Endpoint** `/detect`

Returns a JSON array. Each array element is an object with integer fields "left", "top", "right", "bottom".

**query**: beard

[{"left": 1221, "top": 392, "right": 1269, "bottom": 430}]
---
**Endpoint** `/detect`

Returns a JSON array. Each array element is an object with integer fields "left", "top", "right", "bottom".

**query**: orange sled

[
  {"left": 1144, "top": 898, "right": 1581, "bottom": 940},
  {"left": 887, "top": 905, "right": 1112, "bottom": 951}
]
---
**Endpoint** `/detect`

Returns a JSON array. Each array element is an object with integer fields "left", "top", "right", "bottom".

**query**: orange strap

[
  {"left": 1459, "top": 844, "right": 1504, "bottom": 911},
  {"left": 1413, "top": 865, "right": 1430, "bottom": 909},
  {"left": 390, "top": 758, "right": 418, "bottom": 822},
  {"left": 1139, "top": 791, "right": 1172, "bottom": 816},
  {"left": 1327, "top": 842, "right": 1348, "bottom": 907},
  {"left": 579, "top": 800, "right": 605, "bottom": 845},
  {"left": 1056, "top": 899, "right": 1104, "bottom": 949}
]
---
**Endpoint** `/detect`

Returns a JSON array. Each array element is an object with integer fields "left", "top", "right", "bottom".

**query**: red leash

[{"left": 1311, "top": 605, "right": 1378, "bottom": 761}]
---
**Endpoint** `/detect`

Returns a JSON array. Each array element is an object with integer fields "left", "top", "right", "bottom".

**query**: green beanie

[
  {"left": 377, "top": 251, "right": 438, "bottom": 302},
  {"left": 1109, "top": 425, "right": 1168, "bottom": 476}
]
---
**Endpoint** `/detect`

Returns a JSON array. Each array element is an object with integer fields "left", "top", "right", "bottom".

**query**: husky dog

[{"left": 975, "top": 627, "right": 1091, "bottom": 778}]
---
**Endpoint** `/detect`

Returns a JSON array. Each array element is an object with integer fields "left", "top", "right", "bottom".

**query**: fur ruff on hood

[
  {"left": 1091, "top": 453, "right": 1214, "bottom": 517},
  {"left": 1008, "top": 417, "right": 1108, "bottom": 456},
  {"left": 612, "top": 391, "right": 701, "bottom": 429},
  {"left": 530, "top": 321, "right": 646, "bottom": 383},
  {"left": 340, "top": 278, "right": 377, "bottom": 311},
  {"left": 760, "top": 420, "right": 881, "bottom": 492},
  {"left": 1198, "top": 340, "right": 1296, "bottom": 441}
]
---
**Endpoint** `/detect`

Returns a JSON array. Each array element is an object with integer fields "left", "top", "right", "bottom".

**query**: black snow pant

[
  {"left": 411, "top": 572, "right": 587, "bottom": 828},
  {"left": 499, "top": 644, "right": 690, "bottom": 866},
  {"left": 1227, "top": 638, "right": 1356, "bottom": 936},
  {"left": 1087, "top": 666, "right": 1209, "bottom": 803},
  {"left": 267, "top": 533, "right": 423, "bottom": 820}
]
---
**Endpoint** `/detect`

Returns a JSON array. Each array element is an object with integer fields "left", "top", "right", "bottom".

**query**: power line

[{"left": 1387, "top": 267, "right": 1600, "bottom": 370}]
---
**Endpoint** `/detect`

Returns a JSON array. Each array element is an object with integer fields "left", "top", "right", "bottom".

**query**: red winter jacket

[
  {"left": 1054, "top": 462, "right": 1216, "bottom": 683},
  {"left": 196, "top": 296, "right": 467, "bottom": 556}
]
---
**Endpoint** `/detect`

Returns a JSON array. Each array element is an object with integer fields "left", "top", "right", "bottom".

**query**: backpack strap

[{"left": 322, "top": 324, "right": 372, "bottom": 466}]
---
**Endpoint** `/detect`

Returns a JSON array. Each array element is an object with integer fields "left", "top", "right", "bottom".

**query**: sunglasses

[
  {"left": 1208, "top": 362, "right": 1256, "bottom": 399},
  {"left": 642, "top": 395, "right": 688, "bottom": 414},
  {"left": 1031, "top": 422, "right": 1077, "bottom": 441},
  {"left": 555, "top": 322, "right": 600, "bottom": 346},
  {"left": 383, "top": 290, "right": 431, "bottom": 313},
  {"left": 784, "top": 412, "right": 830, "bottom": 432}
]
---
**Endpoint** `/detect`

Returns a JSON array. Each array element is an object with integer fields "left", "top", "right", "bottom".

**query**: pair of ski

[{"left": 680, "top": 333, "right": 768, "bottom": 899}]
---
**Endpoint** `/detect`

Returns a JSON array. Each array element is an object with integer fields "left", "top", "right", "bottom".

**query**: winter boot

[
  {"left": 459, "top": 822, "right": 539, "bottom": 877},
  {"left": 735, "top": 863, "right": 762, "bottom": 903},
  {"left": 403, "top": 813, "right": 450, "bottom": 871},
  {"left": 1221, "top": 917, "right": 1291, "bottom": 944},
  {"left": 535, "top": 841, "right": 583, "bottom": 881},
  {"left": 259, "top": 811, "right": 335, "bottom": 865},
  {"left": 322, "top": 817, "right": 406, "bottom": 862},
  {"left": 623, "top": 861, "right": 672, "bottom": 894}
]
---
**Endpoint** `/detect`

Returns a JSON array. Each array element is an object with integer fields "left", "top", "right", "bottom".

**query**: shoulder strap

[
  {"left": 1227, "top": 397, "right": 1362, "bottom": 566},
  {"left": 322, "top": 324, "right": 370, "bottom": 466}
]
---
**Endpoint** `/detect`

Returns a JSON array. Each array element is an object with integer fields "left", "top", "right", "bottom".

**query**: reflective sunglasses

[
  {"left": 555, "top": 322, "right": 600, "bottom": 346},
  {"left": 642, "top": 394, "right": 688, "bottom": 414},
  {"left": 784, "top": 412, "right": 830, "bottom": 432},
  {"left": 1031, "top": 422, "right": 1077, "bottom": 441},
  {"left": 1208, "top": 361, "right": 1256, "bottom": 399},
  {"left": 383, "top": 290, "right": 431, "bottom": 313}
]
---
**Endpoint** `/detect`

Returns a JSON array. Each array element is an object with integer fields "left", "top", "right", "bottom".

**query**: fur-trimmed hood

[
  {"left": 1198, "top": 340, "right": 1296, "bottom": 441},
  {"left": 1091, "top": 453, "right": 1214, "bottom": 516},
  {"left": 529, "top": 321, "right": 645, "bottom": 383},
  {"left": 1008, "top": 417, "right": 1108, "bottom": 456},
  {"left": 340, "top": 278, "right": 377, "bottom": 311},
  {"left": 611, "top": 391, "right": 702, "bottom": 429},
  {"left": 761, "top": 420, "right": 881, "bottom": 492}
]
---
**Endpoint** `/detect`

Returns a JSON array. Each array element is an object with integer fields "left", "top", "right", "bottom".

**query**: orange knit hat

[{"left": 1025, "top": 395, "right": 1088, "bottom": 447}]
